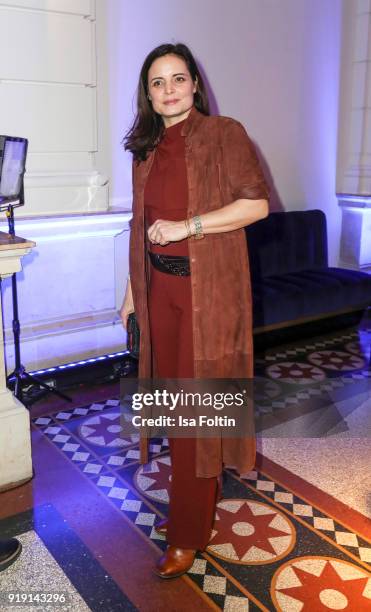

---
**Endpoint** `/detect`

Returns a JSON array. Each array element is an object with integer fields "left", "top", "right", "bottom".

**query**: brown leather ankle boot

[{"left": 154, "top": 546, "right": 196, "bottom": 579}]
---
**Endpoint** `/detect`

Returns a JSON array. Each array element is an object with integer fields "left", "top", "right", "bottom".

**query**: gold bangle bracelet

[{"left": 192, "top": 215, "right": 204, "bottom": 240}]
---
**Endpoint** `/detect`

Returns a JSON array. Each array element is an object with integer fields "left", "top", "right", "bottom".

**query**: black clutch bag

[{"left": 127, "top": 312, "right": 140, "bottom": 360}]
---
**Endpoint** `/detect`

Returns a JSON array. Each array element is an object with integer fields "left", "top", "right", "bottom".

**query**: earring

[{"left": 147, "top": 94, "right": 152, "bottom": 101}]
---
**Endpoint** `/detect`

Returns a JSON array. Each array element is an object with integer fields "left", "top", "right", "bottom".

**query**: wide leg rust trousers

[{"left": 149, "top": 265, "right": 218, "bottom": 550}]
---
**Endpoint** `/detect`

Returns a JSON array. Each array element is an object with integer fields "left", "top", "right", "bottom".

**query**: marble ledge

[
  {"left": 0, "top": 211, "right": 133, "bottom": 241},
  {"left": 0, "top": 232, "right": 35, "bottom": 251},
  {"left": 337, "top": 194, "right": 371, "bottom": 208},
  {"left": 7, "top": 208, "right": 133, "bottom": 222}
]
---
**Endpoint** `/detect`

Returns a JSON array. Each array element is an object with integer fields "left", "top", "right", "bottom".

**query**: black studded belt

[{"left": 148, "top": 251, "right": 190, "bottom": 276}]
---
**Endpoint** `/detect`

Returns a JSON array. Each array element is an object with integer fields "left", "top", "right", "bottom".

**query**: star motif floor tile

[{"left": 207, "top": 499, "right": 296, "bottom": 564}]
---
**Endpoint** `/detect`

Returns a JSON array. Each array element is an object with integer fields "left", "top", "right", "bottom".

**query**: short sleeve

[{"left": 223, "top": 120, "right": 269, "bottom": 201}]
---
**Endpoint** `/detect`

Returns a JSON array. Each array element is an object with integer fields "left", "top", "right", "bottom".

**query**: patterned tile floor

[
  {"left": 3, "top": 319, "right": 370, "bottom": 611},
  {"left": 0, "top": 506, "right": 134, "bottom": 612},
  {"left": 254, "top": 324, "right": 371, "bottom": 438},
  {"left": 31, "top": 317, "right": 371, "bottom": 611}
]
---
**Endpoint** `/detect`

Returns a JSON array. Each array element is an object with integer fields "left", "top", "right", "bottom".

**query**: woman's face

[{"left": 147, "top": 54, "right": 197, "bottom": 127}]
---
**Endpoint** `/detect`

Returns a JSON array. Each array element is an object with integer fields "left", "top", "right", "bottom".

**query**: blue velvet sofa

[{"left": 245, "top": 209, "right": 371, "bottom": 332}]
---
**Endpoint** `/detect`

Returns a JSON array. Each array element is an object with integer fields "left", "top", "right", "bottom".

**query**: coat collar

[
  {"left": 181, "top": 106, "right": 206, "bottom": 138},
  {"left": 135, "top": 107, "right": 206, "bottom": 176}
]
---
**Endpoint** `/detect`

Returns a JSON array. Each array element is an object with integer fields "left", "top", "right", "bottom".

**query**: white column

[
  {"left": 337, "top": 0, "right": 371, "bottom": 271},
  {"left": 0, "top": 233, "right": 35, "bottom": 490}
]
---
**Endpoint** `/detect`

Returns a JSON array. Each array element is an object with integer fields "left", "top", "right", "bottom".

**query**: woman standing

[{"left": 120, "top": 43, "right": 269, "bottom": 578}]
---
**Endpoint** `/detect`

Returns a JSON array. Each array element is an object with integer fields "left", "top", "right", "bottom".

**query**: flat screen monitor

[{"left": 0, "top": 136, "right": 28, "bottom": 210}]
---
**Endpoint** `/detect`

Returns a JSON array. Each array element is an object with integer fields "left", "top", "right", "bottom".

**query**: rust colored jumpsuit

[{"left": 144, "top": 117, "right": 219, "bottom": 550}]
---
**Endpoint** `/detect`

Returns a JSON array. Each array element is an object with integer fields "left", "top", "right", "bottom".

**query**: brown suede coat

[{"left": 129, "top": 107, "right": 269, "bottom": 477}]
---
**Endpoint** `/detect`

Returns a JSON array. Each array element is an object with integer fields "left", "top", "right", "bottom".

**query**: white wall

[
  {"left": 0, "top": 0, "right": 346, "bottom": 370},
  {"left": 0, "top": 0, "right": 110, "bottom": 216},
  {"left": 1, "top": 212, "right": 131, "bottom": 371},
  {"left": 98, "top": 0, "right": 343, "bottom": 264}
]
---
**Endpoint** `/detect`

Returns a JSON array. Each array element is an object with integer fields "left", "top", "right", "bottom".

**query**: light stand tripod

[
  {"left": 0, "top": 134, "right": 71, "bottom": 406},
  {"left": 4, "top": 203, "right": 72, "bottom": 406}
]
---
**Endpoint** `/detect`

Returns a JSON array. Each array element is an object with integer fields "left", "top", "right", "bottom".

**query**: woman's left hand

[{"left": 147, "top": 219, "right": 188, "bottom": 246}]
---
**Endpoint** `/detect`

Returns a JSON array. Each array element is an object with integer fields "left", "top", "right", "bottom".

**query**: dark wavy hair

[{"left": 124, "top": 43, "right": 210, "bottom": 161}]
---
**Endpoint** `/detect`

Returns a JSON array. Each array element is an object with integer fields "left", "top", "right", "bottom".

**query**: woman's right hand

[{"left": 119, "top": 278, "right": 134, "bottom": 331}]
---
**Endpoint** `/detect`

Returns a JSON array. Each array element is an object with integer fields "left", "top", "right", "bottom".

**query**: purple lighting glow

[{"left": 30, "top": 351, "right": 129, "bottom": 377}]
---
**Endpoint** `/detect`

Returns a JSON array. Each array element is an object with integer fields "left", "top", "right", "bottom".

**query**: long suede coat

[{"left": 129, "top": 107, "right": 269, "bottom": 477}]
